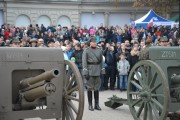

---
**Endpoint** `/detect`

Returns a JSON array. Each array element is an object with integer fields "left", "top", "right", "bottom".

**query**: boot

[
  {"left": 94, "top": 91, "right": 101, "bottom": 110},
  {"left": 87, "top": 91, "right": 94, "bottom": 111}
]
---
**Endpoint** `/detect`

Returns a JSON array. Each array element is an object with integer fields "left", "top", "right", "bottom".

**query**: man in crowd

[
  {"left": 103, "top": 43, "right": 117, "bottom": 90},
  {"left": 178, "top": 38, "right": 180, "bottom": 46},
  {"left": 82, "top": 37, "right": 105, "bottom": 111},
  {"left": 0, "top": 37, "right": 5, "bottom": 46},
  {"left": 139, "top": 37, "right": 152, "bottom": 60},
  {"left": 10, "top": 37, "right": 21, "bottom": 47},
  {"left": 71, "top": 43, "right": 84, "bottom": 82},
  {"left": 159, "top": 36, "right": 168, "bottom": 46}
]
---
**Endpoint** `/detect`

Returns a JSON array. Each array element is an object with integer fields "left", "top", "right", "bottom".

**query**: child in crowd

[{"left": 117, "top": 53, "right": 130, "bottom": 91}]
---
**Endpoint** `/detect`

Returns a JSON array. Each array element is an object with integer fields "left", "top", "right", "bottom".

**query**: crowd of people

[{"left": 0, "top": 23, "right": 180, "bottom": 91}]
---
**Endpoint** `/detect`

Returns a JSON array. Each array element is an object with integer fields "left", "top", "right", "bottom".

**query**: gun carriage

[
  {"left": 105, "top": 47, "right": 180, "bottom": 120},
  {"left": 0, "top": 48, "right": 84, "bottom": 120}
]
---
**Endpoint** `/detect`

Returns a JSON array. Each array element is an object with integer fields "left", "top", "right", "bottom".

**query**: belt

[{"left": 88, "top": 62, "right": 100, "bottom": 65}]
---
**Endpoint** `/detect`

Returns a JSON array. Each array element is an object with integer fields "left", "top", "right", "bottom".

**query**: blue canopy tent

[{"left": 135, "top": 9, "right": 175, "bottom": 28}]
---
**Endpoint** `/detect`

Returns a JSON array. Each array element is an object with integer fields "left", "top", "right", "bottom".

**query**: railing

[
  {"left": 3, "top": 0, "right": 135, "bottom": 3},
  {"left": 4, "top": 0, "right": 81, "bottom": 2},
  {"left": 81, "top": 0, "right": 135, "bottom": 2},
  {"left": 4, "top": 0, "right": 135, "bottom": 2},
  {"left": 5, "top": 0, "right": 134, "bottom": 2}
]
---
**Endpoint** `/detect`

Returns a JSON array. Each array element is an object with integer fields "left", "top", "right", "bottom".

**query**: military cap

[
  {"left": 11, "top": 37, "right": 20, "bottom": 43},
  {"left": 30, "top": 38, "right": 37, "bottom": 43},
  {"left": 160, "top": 36, "right": 168, "bottom": 42},
  {"left": 89, "top": 37, "right": 96, "bottom": 42}
]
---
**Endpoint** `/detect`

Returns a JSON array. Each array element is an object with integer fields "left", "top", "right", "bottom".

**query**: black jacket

[
  {"left": 103, "top": 48, "right": 117, "bottom": 67},
  {"left": 71, "top": 49, "right": 83, "bottom": 69}
]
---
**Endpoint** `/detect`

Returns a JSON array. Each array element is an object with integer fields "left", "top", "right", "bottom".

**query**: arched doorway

[
  {"left": 15, "top": 15, "right": 31, "bottom": 27},
  {"left": 57, "top": 16, "right": 71, "bottom": 28},
  {"left": 80, "top": 12, "right": 104, "bottom": 29},
  {"left": 37, "top": 15, "right": 51, "bottom": 28}
]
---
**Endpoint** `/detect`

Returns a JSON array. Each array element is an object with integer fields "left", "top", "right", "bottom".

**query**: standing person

[
  {"left": 29, "top": 38, "right": 37, "bottom": 47},
  {"left": 71, "top": 43, "right": 84, "bottom": 82},
  {"left": 0, "top": 37, "right": 5, "bottom": 47},
  {"left": 10, "top": 37, "right": 21, "bottom": 47},
  {"left": 37, "top": 38, "right": 45, "bottom": 47},
  {"left": 159, "top": 36, "right": 168, "bottom": 46},
  {"left": 82, "top": 37, "right": 105, "bottom": 111},
  {"left": 139, "top": 37, "right": 152, "bottom": 60},
  {"left": 117, "top": 53, "right": 130, "bottom": 91},
  {"left": 103, "top": 43, "right": 117, "bottom": 90},
  {"left": 177, "top": 38, "right": 180, "bottom": 47},
  {"left": 129, "top": 45, "right": 140, "bottom": 71}
]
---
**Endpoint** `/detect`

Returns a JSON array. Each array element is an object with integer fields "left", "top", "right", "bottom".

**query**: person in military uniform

[
  {"left": 82, "top": 37, "right": 105, "bottom": 111},
  {"left": 139, "top": 37, "right": 152, "bottom": 60},
  {"left": 159, "top": 36, "right": 168, "bottom": 46}
]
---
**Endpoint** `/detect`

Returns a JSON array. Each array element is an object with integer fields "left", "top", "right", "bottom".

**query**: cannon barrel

[
  {"left": 22, "top": 82, "right": 56, "bottom": 102},
  {"left": 19, "top": 69, "right": 60, "bottom": 89},
  {"left": 171, "top": 74, "right": 180, "bottom": 84}
]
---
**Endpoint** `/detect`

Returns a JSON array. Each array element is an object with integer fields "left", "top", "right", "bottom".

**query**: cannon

[
  {"left": 0, "top": 48, "right": 84, "bottom": 120},
  {"left": 105, "top": 47, "right": 180, "bottom": 120}
]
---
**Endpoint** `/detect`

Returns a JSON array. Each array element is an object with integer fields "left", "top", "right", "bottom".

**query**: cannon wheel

[
  {"left": 60, "top": 60, "right": 84, "bottom": 120},
  {"left": 127, "top": 60, "right": 170, "bottom": 120}
]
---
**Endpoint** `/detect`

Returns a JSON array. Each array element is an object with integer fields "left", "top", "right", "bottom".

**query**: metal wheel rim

[
  {"left": 62, "top": 60, "right": 84, "bottom": 120},
  {"left": 127, "top": 60, "right": 170, "bottom": 120}
]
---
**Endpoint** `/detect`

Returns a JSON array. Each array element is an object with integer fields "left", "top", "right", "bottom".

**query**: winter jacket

[
  {"left": 71, "top": 49, "right": 83, "bottom": 69},
  {"left": 117, "top": 59, "right": 130, "bottom": 75}
]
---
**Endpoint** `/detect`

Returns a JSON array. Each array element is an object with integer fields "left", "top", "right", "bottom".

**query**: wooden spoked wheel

[
  {"left": 61, "top": 60, "right": 84, "bottom": 120},
  {"left": 127, "top": 60, "right": 170, "bottom": 120}
]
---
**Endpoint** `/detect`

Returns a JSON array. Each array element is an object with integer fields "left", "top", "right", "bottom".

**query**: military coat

[{"left": 82, "top": 47, "right": 104, "bottom": 76}]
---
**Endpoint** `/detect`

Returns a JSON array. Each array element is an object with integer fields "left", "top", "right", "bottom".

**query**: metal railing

[
  {"left": 3, "top": 0, "right": 135, "bottom": 2},
  {"left": 81, "top": 0, "right": 134, "bottom": 2}
]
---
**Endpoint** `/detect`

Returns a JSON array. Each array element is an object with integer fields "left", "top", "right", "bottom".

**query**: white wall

[
  {"left": 0, "top": 10, "right": 4, "bottom": 26},
  {"left": 109, "top": 13, "right": 131, "bottom": 27},
  {"left": 37, "top": 15, "right": 51, "bottom": 28},
  {"left": 57, "top": 16, "right": 71, "bottom": 28},
  {"left": 15, "top": 15, "right": 31, "bottom": 27},
  {"left": 80, "top": 12, "right": 104, "bottom": 29}
]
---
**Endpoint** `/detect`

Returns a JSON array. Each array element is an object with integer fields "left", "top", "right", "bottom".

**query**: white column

[
  {"left": 3, "top": 9, "right": 6, "bottom": 24},
  {"left": 104, "top": 12, "right": 109, "bottom": 27},
  {"left": 78, "top": 11, "right": 81, "bottom": 27}
]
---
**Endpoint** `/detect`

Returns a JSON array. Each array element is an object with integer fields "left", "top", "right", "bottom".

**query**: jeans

[{"left": 118, "top": 75, "right": 128, "bottom": 90}]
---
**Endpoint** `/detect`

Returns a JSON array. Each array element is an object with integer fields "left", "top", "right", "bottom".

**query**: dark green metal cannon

[
  {"left": 0, "top": 48, "right": 84, "bottom": 120},
  {"left": 105, "top": 47, "right": 180, "bottom": 120}
]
